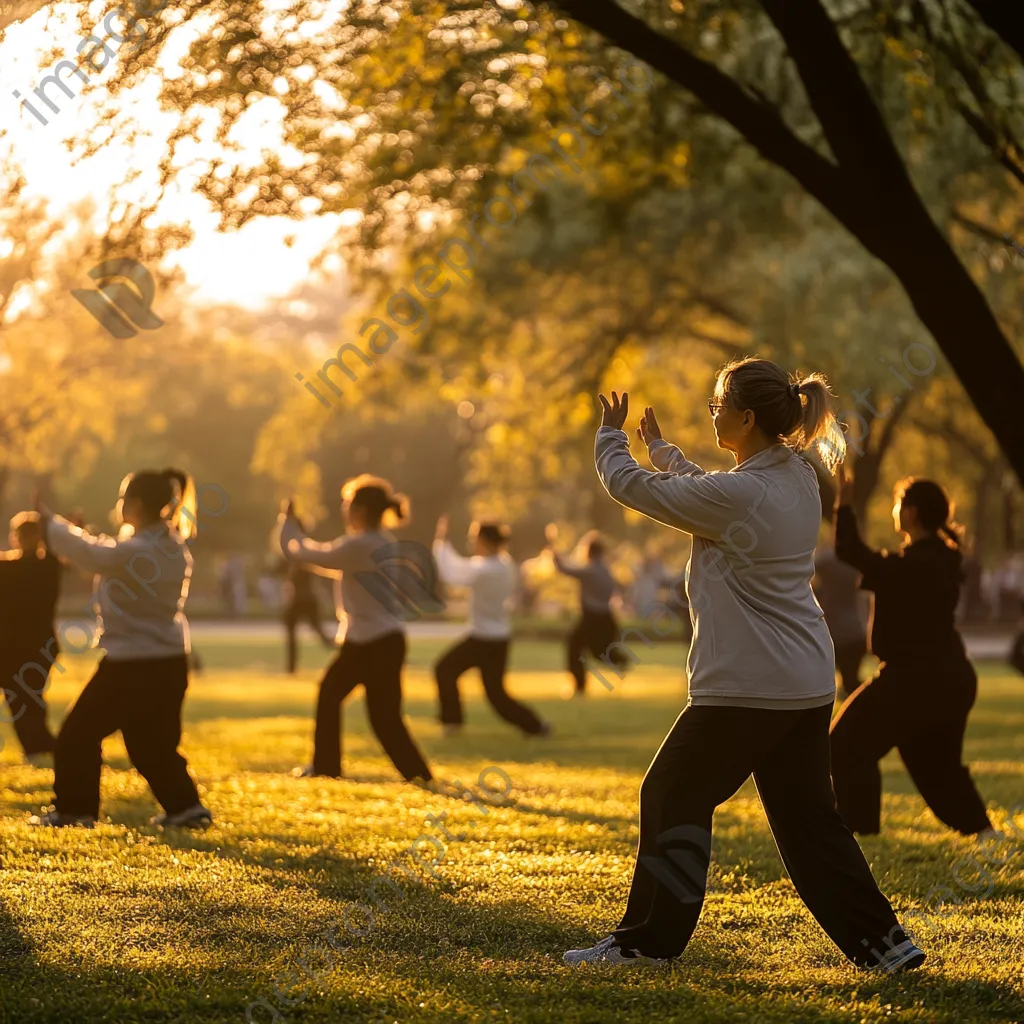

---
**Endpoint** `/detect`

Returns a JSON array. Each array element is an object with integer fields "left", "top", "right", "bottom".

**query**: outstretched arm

[
  {"left": 278, "top": 515, "right": 348, "bottom": 577},
  {"left": 44, "top": 517, "right": 124, "bottom": 573},
  {"left": 834, "top": 505, "right": 890, "bottom": 583},
  {"left": 433, "top": 539, "right": 479, "bottom": 586},
  {"left": 596, "top": 428, "right": 758, "bottom": 540}
]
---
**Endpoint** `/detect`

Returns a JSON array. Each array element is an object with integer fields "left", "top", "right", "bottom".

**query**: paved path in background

[{"left": 183, "top": 620, "right": 1018, "bottom": 661}]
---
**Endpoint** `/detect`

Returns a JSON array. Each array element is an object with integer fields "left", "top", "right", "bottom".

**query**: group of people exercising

[{"left": 0, "top": 356, "right": 1010, "bottom": 973}]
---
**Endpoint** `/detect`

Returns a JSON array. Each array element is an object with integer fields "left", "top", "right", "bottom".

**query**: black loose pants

[
  {"left": 284, "top": 596, "right": 332, "bottom": 673},
  {"left": 613, "top": 702, "right": 907, "bottom": 964},
  {"left": 435, "top": 636, "right": 544, "bottom": 735},
  {"left": 829, "top": 658, "right": 991, "bottom": 835},
  {"left": 1, "top": 652, "right": 57, "bottom": 756},
  {"left": 54, "top": 655, "right": 200, "bottom": 819},
  {"left": 568, "top": 611, "right": 628, "bottom": 693},
  {"left": 312, "top": 631, "right": 431, "bottom": 782}
]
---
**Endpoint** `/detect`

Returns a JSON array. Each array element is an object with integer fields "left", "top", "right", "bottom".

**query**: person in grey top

[
  {"left": 546, "top": 524, "right": 627, "bottom": 696},
  {"left": 29, "top": 469, "right": 209, "bottom": 829},
  {"left": 277, "top": 474, "right": 432, "bottom": 783},
  {"left": 564, "top": 357, "right": 924, "bottom": 975}
]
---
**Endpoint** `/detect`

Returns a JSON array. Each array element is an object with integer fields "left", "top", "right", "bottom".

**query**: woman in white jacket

[
  {"left": 564, "top": 357, "right": 924, "bottom": 974},
  {"left": 432, "top": 515, "right": 548, "bottom": 737}
]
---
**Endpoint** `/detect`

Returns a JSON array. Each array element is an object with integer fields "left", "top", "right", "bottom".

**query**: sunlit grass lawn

[{"left": 2, "top": 634, "right": 1023, "bottom": 1023}]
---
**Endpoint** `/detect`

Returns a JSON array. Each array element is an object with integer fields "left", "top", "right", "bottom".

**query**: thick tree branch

[
  {"left": 552, "top": 0, "right": 851, "bottom": 220},
  {"left": 757, "top": 0, "right": 924, "bottom": 226},
  {"left": 962, "top": 0, "right": 1024, "bottom": 64}
]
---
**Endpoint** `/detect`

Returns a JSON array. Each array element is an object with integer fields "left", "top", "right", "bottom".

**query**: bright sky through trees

[{"left": 0, "top": 1, "right": 347, "bottom": 306}]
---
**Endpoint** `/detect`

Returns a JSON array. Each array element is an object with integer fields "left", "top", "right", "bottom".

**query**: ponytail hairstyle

[
  {"left": 714, "top": 357, "right": 846, "bottom": 472},
  {"left": 472, "top": 520, "right": 511, "bottom": 550},
  {"left": 341, "top": 473, "right": 410, "bottom": 530},
  {"left": 121, "top": 468, "right": 198, "bottom": 539},
  {"left": 895, "top": 478, "right": 963, "bottom": 550}
]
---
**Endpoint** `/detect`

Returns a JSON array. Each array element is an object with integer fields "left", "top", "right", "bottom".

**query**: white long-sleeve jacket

[
  {"left": 433, "top": 540, "right": 516, "bottom": 640},
  {"left": 595, "top": 427, "right": 835, "bottom": 709}
]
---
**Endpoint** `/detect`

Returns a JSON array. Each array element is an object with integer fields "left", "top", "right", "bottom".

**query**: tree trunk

[{"left": 554, "top": 0, "right": 1024, "bottom": 486}]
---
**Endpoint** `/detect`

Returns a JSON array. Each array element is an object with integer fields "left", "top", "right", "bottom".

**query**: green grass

[{"left": 2, "top": 636, "right": 1023, "bottom": 1023}]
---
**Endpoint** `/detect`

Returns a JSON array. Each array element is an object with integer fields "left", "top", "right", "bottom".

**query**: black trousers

[
  {"left": 312, "top": 631, "right": 431, "bottom": 782},
  {"left": 435, "top": 636, "right": 544, "bottom": 735},
  {"left": 284, "top": 596, "right": 332, "bottom": 673},
  {"left": 54, "top": 655, "right": 200, "bottom": 819},
  {"left": 1, "top": 651, "right": 57, "bottom": 756},
  {"left": 834, "top": 638, "right": 866, "bottom": 699},
  {"left": 829, "top": 658, "right": 991, "bottom": 835},
  {"left": 568, "top": 610, "right": 627, "bottom": 693},
  {"left": 613, "top": 702, "right": 906, "bottom": 963}
]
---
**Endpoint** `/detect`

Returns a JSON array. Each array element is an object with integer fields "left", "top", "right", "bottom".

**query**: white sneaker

[
  {"left": 24, "top": 752, "right": 54, "bottom": 769},
  {"left": 563, "top": 937, "right": 668, "bottom": 967},
  {"left": 868, "top": 939, "right": 927, "bottom": 973},
  {"left": 152, "top": 804, "right": 213, "bottom": 828},
  {"left": 564, "top": 935, "right": 614, "bottom": 960},
  {"left": 28, "top": 810, "right": 95, "bottom": 828}
]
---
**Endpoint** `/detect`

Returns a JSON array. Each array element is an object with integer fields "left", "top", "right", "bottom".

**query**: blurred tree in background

[{"left": 0, "top": 0, "right": 1022, "bottom": 593}]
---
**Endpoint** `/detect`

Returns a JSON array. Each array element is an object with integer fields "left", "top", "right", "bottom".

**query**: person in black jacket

[
  {"left": 829, "top": 472, "right": 994, "bottom": 836},
  {"left": 0, "top": 512, "right": 63, "bottom": 765}
]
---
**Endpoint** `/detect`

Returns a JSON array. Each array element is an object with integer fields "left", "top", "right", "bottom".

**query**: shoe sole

[{"left": 889, "top": 951, "right": 927, "bottom": 972}]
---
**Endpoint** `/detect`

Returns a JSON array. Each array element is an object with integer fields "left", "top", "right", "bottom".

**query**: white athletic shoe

[
  {"left": 867, "top": 939, "right": 927, "bottom": 973},
  {"left": 28, "top": 810, "right": 95, "bottom": 828},
  {"left": 152, "top": 804, "right": 213, "bottom": 828},
  {"left": 564, "top": 935, "right": 615, "bottom": 961},
  {"left": 24, "top": 752, "right": 54, "bottom": 769},
  {"left": 563, "top": 937, "right": 668, "bottom": 968}
]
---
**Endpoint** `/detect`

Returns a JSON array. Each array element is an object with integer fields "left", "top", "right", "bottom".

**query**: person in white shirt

[
  {"left": 546, "top": 526, "right": 627, "bottom": 696},
  {"left": 432, "top": 516, "right": 549, "bottom": 737},
  {"left": 29, "top": 469, "right": 210, "bottom": 829},
  {"left": 277, "top": 475, "right": 432, "bottom": 783},
  {"left": 565, "top": 358, "right": 923, "bottom": 975}
]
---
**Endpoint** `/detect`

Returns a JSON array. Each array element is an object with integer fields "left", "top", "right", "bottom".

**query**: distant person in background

[
  {"left": 546, "top": 524, "right": 627, "bottom": 696},
  {"left": 0, "top": 512, "right": 63, "bottom": 765},
  {"left": 433, "top": 515, "right": 549, "bottom": 738},
  {"left": 830, "top": 473, "right": 995, "bottom": 837},
  {"left": 631, "top": 549, "right": 672, "bottom": 621},
  {"left": 29, "top": 469, "right": 211, "bottom": 829},
  {"left": 517, "top": 554, "right": 544, "bottom": 616},
  {"left": 216, "top": 556, "right": 234, "bottom": 617},
  {"left": 278, "top": 516, "right": 334, "bottom": 674},
  {"left": 812, "top": 542, "right": 867, "bottom": 698},
  {"left": 277, "top": 477, "right": 433, "bottom": 783}
]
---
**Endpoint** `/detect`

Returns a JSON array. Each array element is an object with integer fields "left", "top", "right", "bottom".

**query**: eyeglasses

[{"left": 708, "top": 401, "right": 727, "bottom": 415}]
